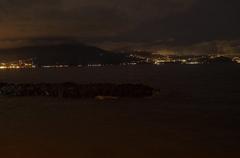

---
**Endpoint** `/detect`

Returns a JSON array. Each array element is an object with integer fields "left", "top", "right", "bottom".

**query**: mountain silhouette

[{"left": 0, "top": 44, "right": 132, "bottom": 66}]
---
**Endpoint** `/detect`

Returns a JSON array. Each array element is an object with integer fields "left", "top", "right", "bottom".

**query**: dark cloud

[
  {"left": 0, "top": 0, "right": 239, "bottom": 51},
  {"left": 119, "top": 0, "right": 240, "bottom": 42},
  {"left": 0, "top": 0, "right": 194, "bottom": 38}
]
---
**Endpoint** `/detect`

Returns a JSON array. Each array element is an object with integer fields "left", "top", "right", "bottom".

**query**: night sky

[{"left": 0, "top": 0, "right": 240, "bottom": 52}]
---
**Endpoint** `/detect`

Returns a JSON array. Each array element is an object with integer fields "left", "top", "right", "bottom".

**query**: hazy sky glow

[{"left": 0, "top": 0, "right": 239, "bottom": 49}]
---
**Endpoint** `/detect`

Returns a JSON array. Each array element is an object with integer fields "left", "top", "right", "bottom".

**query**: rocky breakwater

[{"left": 0, "top": 83, "right": 154, "bottom": 98}]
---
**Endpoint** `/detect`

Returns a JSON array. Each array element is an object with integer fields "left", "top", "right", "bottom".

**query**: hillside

[{"left": 0, "top": 44, "right": 132, "bottom": 65}]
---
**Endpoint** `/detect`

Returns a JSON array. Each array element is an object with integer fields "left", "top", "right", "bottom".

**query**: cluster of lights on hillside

[
  {"left": 232, "top": 57, "right": 240, "bottom": 63},
  {"left": 130, "top": 53, "right": 240, "bottom": 65}
]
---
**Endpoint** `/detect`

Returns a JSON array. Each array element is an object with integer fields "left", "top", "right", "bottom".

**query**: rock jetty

[{"left": 0, "top": 83, "right": 154, "bottom": 98}]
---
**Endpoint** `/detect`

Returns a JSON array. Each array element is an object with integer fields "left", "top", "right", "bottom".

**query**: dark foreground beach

[{"left": 0, "top": 65, "right": 240, "bottom": 158}]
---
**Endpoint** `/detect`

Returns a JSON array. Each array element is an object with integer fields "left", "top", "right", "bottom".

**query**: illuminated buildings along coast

[
  {"left": 0, "top": 55, "right": 240, "bottom": 70},
  {"left": 0, "top": 59, "right": 36, "bottom": 69}
]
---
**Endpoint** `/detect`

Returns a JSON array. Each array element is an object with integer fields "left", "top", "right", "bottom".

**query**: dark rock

[{"left": 0, "top": 83, "right": 154, "bottom": 98}]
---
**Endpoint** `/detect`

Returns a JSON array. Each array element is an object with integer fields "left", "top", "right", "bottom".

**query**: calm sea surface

[{"left": 0, "top": 65, "right": 240, "bottom": 158}]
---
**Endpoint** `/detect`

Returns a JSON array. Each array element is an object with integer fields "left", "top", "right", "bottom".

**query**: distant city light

[
  {"left": 0, "top": 59, "right": 35, "bottom": 69},
  {"left": 0, "top": 54, "right": 239, "bottom": 70},
  {"left": 42, "top": 65, "right": 69, "bottom": 68},
  {"left": 186, "top": 62, "right": 200, "bottom": 65},
  {"left": 87, "top": 64, "right": 103, "bottom": 67}
]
